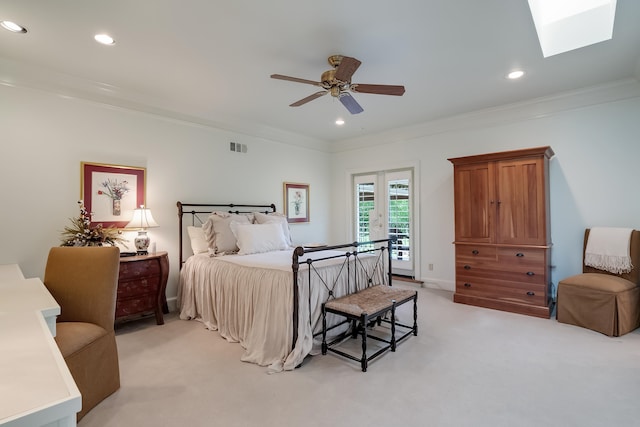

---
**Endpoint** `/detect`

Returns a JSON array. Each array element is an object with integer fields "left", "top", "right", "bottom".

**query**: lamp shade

[{"left": 126, "top": 206, "right": 159, "bottom": 230}]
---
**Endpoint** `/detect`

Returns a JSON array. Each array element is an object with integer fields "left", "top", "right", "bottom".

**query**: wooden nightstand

[{"left": 116, "top": 251, "right": 169, "bottom": 325}]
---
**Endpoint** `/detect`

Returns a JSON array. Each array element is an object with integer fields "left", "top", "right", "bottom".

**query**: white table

[
  {"left": 0, "top": 265, "right": 81, "bottom": 427},
  {"left": 0, "top": 263, "right": 24, "bottom": 281}
]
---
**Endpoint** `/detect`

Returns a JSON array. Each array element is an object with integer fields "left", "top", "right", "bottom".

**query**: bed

[{"left": 176, "top": 202, "right": 393, "bottom": 372}]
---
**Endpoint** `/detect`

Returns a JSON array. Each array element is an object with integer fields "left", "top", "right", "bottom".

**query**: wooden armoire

[{"left": 448, "top": 146, "right": 554, "bottom": 318}]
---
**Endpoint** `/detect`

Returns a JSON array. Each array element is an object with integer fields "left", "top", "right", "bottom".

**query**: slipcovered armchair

[
  {"left": 557, "top": 229, "right": 640, "bottom": 337},
  {"left": 44, "top": 246, "right": 121, "bottom": 421}
]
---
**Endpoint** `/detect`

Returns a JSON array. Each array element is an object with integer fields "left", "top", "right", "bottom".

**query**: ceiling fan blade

[
  {"left": 271, "top": 74, "right": 323, "bottom": 87},
  {"left": 334, "top": 56, "right": 362, "bottom": 82},
  {"left": 351, "top": 83, "right": 405, "bottom": 96},
  {"left": 339, "top": 92, "right": 364, "bottom": 114},
  {"left": 290, "top": 91, "right": 327, "bottom": 107}
]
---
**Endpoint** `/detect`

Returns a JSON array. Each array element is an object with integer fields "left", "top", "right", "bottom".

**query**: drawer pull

[
  {"left": 516, "top": 253, "right": 525, "bottom": 257},
  {"left": 464, "top": 265, "right": 471, "bottom": 270},
  {"left": 471, "top": 250, "right": 479, "bottom": 255},
  {"left": 526, "top": 271, "right": 535, "bottom": 276},
  {"left": 464, "top": 283, "right": 472, "bottom": 287},
  {"left": 526, "top": 291, "right": 535, "bottom": 296}
]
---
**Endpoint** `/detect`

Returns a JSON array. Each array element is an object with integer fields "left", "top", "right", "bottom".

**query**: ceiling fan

[{"left": 270, "top": 55, "right": 405, "bottom": 114}]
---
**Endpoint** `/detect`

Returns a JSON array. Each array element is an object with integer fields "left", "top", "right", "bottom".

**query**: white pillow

[
  {"left": 202, "top": 212, "right": 252, "bottom": 255},
  {"left": 253, "top": 212, "right": 292, "bottom": 247},
  {"left": 230, "top": 222, "right": 289, "bottom": 255},
  {"left": 187, "top": 226, "right": 208, "bottom": 254}
]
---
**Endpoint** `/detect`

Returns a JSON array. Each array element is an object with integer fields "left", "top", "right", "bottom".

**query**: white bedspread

[{"left": 177, "top": 249, "right": 385, "bottom": 372}]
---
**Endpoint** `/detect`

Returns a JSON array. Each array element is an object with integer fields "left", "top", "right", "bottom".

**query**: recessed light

[
  {"left": 94, "top": 33, "right": 115, "bottom": 45},
  {"left": 1, "top": 21, "right": 27, "bottom": 33},
  {"left": 507, "top": 70, "right": 525, "bottom": 80},
  {"left": 335, "top": 118, "right": 345, "bottom": 126}
]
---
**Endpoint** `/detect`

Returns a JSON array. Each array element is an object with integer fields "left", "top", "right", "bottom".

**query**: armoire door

[
  {"left": 495, "top": 157, "right": 547, "bottom": 245},
  {"left": 452, "top": 162, "right": 495, "bottom": 244}
]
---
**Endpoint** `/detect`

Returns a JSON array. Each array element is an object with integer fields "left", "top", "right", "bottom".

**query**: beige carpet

[{"left": 80, "top": 287, "right": 640, "bottom": 427}]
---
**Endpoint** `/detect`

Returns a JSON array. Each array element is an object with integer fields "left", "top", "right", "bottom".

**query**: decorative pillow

[
  {"left": 202, "top": 211, "right": 252, "bottom": 255},
  {"left": 187, "top": 226, "right": 208, "bottom": 254},
  {"left": 230, "top": 222, "right": 289, "bottom": 255},
  {"left": 254, "top": 212, "right": 292, "bottom": 247}
]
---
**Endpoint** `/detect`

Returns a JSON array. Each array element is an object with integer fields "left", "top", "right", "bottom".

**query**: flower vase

[{"left": 112, "top": 199, "right": 121, "bottom": 216}]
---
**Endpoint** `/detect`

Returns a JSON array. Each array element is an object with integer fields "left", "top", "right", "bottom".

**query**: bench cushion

[{"left": 325, "top": 285, "right": 417, "bottom": 317}]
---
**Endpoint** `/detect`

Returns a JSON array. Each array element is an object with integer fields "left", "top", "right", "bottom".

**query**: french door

[{"left": 354, "top": 169, "right": 414, "bottom": 277}]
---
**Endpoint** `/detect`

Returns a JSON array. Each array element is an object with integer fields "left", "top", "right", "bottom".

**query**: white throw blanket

[{"left": 584, "top": 227, "right": 633, "bottom": 274}]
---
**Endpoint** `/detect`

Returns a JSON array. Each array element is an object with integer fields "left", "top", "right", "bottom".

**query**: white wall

[
  {"left": 330, "top": 92, "right": 640, "bottom": 294},
  {"left": 0, "top": 84, "right": 331, "bottom": 303},
  {"left": 4, "top": 80, "right": 640, "bottom": 305}
]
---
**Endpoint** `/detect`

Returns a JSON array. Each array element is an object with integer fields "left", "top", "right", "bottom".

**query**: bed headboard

[{"left": 176, "top": 202, "right": 276, "bottom": 268}]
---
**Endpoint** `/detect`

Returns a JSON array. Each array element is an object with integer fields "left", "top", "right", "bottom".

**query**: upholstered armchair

[
  {"left": 557, "top": 229, "right": 640, "bottom": 337},
  {"left": 44, "top": 246, "right": 121, "bottom": 421}
]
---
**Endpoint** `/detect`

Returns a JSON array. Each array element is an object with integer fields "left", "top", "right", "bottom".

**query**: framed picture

[
  {"left": 81, "top": 162, "right": 146, "bottom": 228},
  {"left": 284, "top": 182, "right": 309, "bottom": 223}
]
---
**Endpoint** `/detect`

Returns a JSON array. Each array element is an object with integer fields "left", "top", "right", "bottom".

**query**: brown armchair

[
  {"left": 557, "top": 229, "right": 640, "bottom": 336},
  {"left": 44, "top": 246, "right": 121, "bottom": 421}
]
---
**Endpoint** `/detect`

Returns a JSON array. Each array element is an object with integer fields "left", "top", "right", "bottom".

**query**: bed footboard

[{"left": 291, "top": 238, "right": 394, "bottom": 353}]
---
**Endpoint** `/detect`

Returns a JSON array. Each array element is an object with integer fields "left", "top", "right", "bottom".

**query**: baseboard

[{"left": 392, "top": 274, "right": 424, "bottom": 285}]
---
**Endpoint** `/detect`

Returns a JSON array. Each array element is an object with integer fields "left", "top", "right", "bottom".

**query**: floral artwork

[
  {"left": 98, "top": 178, "right": 130, "bottom": 215},
  {"left": 60, "top": 201, "right": 127, "bottom": 247},
  {"left": 284, "top": 182, "right": 309, "bottom": 223},
  {"left": 293, "top": 190, "right": 303, "bottom": 215},
  {"left": 81, "top": 162, "right": 146, "bottom": 228}
]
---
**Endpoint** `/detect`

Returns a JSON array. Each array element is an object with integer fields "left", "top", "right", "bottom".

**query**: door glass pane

[
  {"left": 356, "top": 181, "right": 375, "bottom": 243},
  {"left": 388, "top": 178, "right": 410, "bottom": 262}
]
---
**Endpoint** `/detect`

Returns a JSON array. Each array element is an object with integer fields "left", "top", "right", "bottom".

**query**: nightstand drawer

[
  {"left": 119, "top": 260, "right": 161, "bottom": 280},
  {"left": 116, "top": 296, "right": 157, "bottom": 318},
  {"left": 117, "top": 277, "right": 159, "bottom": 299}
]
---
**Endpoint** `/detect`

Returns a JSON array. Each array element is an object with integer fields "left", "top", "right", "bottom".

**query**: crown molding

[
  {"left": 329, "top": 78, "right": 640, "bottom": 153},
  {"left": 3, "top": 57, "right": 638, "bottom": 155},
  {"left": 0, "top": 57, "right": 328, "bottom": 152}
]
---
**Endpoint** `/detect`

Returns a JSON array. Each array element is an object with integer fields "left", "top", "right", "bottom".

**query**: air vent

[{"left": 230, "top": 142, "right": 248, "bottom": 153}]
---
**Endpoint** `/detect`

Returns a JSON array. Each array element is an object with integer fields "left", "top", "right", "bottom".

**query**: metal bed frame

[{"left": 177, "top": 201, "right": 394, "bottom": 353}]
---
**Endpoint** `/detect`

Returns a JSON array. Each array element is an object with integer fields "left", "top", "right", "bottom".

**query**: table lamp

[{"left": 126, "top": 205, "right": 159, "bottom": 254}]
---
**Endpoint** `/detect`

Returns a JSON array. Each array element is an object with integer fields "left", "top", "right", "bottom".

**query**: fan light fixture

[
  {"left": 126, "top": 205, "right": 159, "bottom": 254},
  {"left": 271, "top": 55, "right": 405, "bottom": 115},
  {"left": 528, "top": 0, "right": 617, "bottom": 57},
  {"left": 1, "top": 21, "right": 27, "bottom": 33}
]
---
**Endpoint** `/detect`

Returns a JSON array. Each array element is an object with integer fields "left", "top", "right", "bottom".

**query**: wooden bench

[{"left": 321, "top": 284, "right": 418, "bottom": 372}]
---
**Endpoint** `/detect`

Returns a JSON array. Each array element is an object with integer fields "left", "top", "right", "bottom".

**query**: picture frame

[
  {"left": 283, "top": 182, "right": 310, "bottom": 223},
  {"left": 81, "top": 162, "right": 146, "bottom": 228}
]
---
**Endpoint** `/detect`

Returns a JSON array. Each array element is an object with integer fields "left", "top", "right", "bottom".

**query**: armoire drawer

[
  {"left": 456, "top": 264, "right": 546, "bottom": 285},
  {"left": 455, "top": 245, "right": 497, "bottom": 262},
  {"left": 497, "top": 247, "right": 547, "bottom": 266},
  {"left": 455, "top": 280, "right": 547, "bottom": 306}
]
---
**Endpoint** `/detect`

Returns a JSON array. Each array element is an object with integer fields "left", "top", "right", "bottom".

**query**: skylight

[{"left": 528, "top": 0, "right": 617, "bottom": 57}]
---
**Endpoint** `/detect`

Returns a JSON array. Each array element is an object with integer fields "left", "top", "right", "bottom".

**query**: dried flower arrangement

[{"left": 60, "top": 201, "right": 127, "bottom": 247}]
